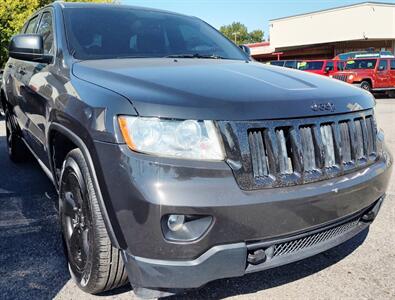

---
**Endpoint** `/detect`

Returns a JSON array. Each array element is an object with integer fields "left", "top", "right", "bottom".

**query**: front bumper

[
  {"left": 122, "top": 198, "right": 382, "bottom": 289},
  {"left": 93, "top": 140, "right": 392, "bottom": 290}
]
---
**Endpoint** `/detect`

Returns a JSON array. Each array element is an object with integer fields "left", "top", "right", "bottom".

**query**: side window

[
  {"left": 25, "top": 15, "right": 39, "bottom": 34},
  {"left": 378, "top": 60, "right": 388, "bottom": 71},
  {"left": 337, "top": 61, "right": 344, "bottom": 71},
  {"left": 326, "top": 61, "right": 334, "bottom": 71},
  {"left": 390, "top": 59, "right": 395, "bottom": 70},
  {"left": 37, "top": 12, "right": 54, "bottom": 54}
]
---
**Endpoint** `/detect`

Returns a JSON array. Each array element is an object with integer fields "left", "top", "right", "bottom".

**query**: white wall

[{"left": 269, "top": 3, "right": 395, "bottom": 49}]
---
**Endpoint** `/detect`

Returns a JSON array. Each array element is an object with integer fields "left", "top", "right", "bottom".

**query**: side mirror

[
  {"left": 324, "top": 66, "right": 331, "bottom": 73},
  {"left": 239, "top": 45, "right": 251, "bottom": 57},
  {"left": 378, "top": 65, "right": 385, "bottom": 71},
  {"left": 9, "top": 34, "right": 52, "bottom": 64}
]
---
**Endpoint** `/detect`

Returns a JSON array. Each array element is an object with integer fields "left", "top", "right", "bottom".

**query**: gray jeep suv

[{"left": 0, "top": 2, "right": 392, "bottom": 298}]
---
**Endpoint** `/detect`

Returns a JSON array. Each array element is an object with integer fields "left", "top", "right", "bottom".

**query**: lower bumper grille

[{"left": 273, "top": 219, "right": 359, "bottom": 257}]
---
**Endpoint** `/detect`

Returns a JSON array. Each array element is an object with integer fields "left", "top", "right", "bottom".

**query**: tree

[
  {"left": 248, "top": 30, "right": 264, "bottom": 44},
  {"left": 220, "top": 22, "right": 264, "bottom": 45},
  {"left": 0, "top": 0, "right": 115, "bottom": 68}
]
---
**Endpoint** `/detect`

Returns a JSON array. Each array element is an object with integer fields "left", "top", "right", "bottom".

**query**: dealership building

[{"left": 248, "top": 2, "right": 395, "bottom": 61}]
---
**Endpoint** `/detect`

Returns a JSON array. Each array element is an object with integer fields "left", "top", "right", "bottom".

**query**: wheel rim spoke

[
  {"left": 61, "top": 170, "right": 91, "bottom": 275},
  {"left": 64, "top": 192, "right": 77, "bottom": 217}
]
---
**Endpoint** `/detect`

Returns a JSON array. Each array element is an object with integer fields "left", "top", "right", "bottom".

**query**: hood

[{"left": 72, "top": 58, "right": 375, "bottom": 120}]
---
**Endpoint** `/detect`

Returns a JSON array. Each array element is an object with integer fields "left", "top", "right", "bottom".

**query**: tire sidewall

[
  {"left": 5, "top": 113, "right": 13, "bottom": 157},
  {"left": 5, "top": 112, "right": 20, "bottom": 161},
  {"left": 360, "top": 81, "right": 371, "bottom": 91}
]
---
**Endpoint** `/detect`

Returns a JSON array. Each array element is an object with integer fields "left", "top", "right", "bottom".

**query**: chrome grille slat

[
  {"left": 354, "top": 119, "right": 364, "bottom": 159},
  {"left": 248, "top": 131, "right": 268, "bottom": 177},
  {"left": 300, "top": 126, "right": 316, "bottom": 171},
  {"left": 339, "top": 121, "right": 352, "bottom": 163},
  {"left": 320, "top": 124, "right": 336, "bottom": 167},
  {"left": 360, "top": 118, "right": 369, "bottom": 157},
  {"left": 365, "top": 116, "right": 376, "bottom": 155},
  {"left": 276, "top": 129, "right": 293, "bottom": 174}
]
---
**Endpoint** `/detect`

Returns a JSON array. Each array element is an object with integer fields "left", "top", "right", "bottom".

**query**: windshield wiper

[{"left": 165, "top": 53, "right": 226, "bottom": 59}]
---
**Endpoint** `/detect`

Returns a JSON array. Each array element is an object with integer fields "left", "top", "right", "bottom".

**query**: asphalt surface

[{"left": 0, "top": 99, "right": 394, "bottom": 300}]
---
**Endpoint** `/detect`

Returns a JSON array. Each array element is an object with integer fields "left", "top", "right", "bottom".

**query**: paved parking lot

[{"left": 0, "top": 99, "right": 394, "bottom": 300}]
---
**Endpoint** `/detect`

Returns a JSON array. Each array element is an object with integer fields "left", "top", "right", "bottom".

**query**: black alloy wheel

[
  {"left": 60, "top": 162, "right": 92, "bottom": 284},
  {"left": 360, "top": 81, "right": 371, "bottom": 92},
  {"left": 59, "top": 149, "right": 128, "bottom": 294}
]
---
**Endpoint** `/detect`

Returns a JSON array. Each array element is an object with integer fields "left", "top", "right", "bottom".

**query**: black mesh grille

[{"left": 273, "top": 219, "right": 359, "bottom": 257}]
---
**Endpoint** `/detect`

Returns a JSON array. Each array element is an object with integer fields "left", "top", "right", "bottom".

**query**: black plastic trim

[{"left": 48, "top": 122, "right": 120, "bottom": 249}]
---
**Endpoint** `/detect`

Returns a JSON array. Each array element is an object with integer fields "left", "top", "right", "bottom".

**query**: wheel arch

[
  {"left": 361, "top": 78, "right": 373, "bottom": 86},
  {"left": 48, "top": 122, "right": 125, "bottom": 249}
]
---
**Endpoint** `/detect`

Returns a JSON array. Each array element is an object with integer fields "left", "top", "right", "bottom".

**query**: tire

[
  {"left": 59, "top": 148, "right": 128, "bottom": 294},
  {"left": 360, "top": 81, "right": 371, "bottom": 92},
  {"left": 5, "top": 112, "right": 29, "bottom": 163}
]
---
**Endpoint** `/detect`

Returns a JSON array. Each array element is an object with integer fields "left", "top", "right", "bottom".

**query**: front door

[
  {"left": 11, "top": 13, "right": 41, "bottom": 147},
  {"left": 18, "top": 10, "right": 55, "bottom": 166},
  {"left": 375, "top": 59, "right": 391, "bottom": 88},
  {"left": 390, "top": 59, "right": 395, "bottom": 88},
  {"left": 325, "top": 61, "right": 334, "bottom": 76}
]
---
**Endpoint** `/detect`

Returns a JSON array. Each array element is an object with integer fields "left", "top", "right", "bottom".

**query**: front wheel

[
  {"left": 360, "top": 81, "right": 371, "bottom": 92},
  {"left": 59, "top": 148, "right": 128, "bottom": 294}
]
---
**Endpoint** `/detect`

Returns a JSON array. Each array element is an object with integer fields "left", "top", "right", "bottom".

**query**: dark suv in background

[{"left": 1, "top": 2, "right": 392, "bottom": 298}]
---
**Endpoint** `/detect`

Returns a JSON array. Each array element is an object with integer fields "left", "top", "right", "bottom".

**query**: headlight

[
  {"left": 118, "top": 116, "right": 225, "bottom": 160},
  {"left": 348, "top": 74, "right": 354, "bottom": 80}
]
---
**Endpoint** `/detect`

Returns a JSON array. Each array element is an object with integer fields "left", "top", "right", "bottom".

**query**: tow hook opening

[
  {"left": 361, "top": 196, "right": 385, "bottom": 223},
  {"left": 247, "top": 248, "right": 267, "bottom": 265}
]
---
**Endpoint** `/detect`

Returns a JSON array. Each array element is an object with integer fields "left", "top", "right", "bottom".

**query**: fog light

[
  {"left": 167, "top": 214, "right": 185, "bottom": 232},
  {"left": 162, "top": 215, "right": 213, "bottom": 242}
]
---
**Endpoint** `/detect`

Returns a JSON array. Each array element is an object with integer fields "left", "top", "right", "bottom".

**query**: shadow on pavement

[{"left": 0, "top": 134, "right": 70, "bottom": 299}]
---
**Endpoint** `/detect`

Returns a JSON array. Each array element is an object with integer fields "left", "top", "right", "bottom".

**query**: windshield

[
  {"left": 345, "top": 59, "right": 377, "bottom": 70},
  {"left": 297, "top": 61, "right": 324, "bottom": 70},
  {"left": 63, "top": 7, "right": 247, "bottom": 60}
]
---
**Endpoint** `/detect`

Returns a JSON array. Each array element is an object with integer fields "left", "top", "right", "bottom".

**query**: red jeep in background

[
  {"left": 297, "top": 59, "right": 344, "bottom": 76},
  {"left": 332, "top": 58, "right": 395, "bottom": 95}
]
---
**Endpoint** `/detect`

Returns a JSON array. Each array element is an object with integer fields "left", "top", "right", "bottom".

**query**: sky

[{"left": 122, "top": 0, "right": 395, "bottom": 39}]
